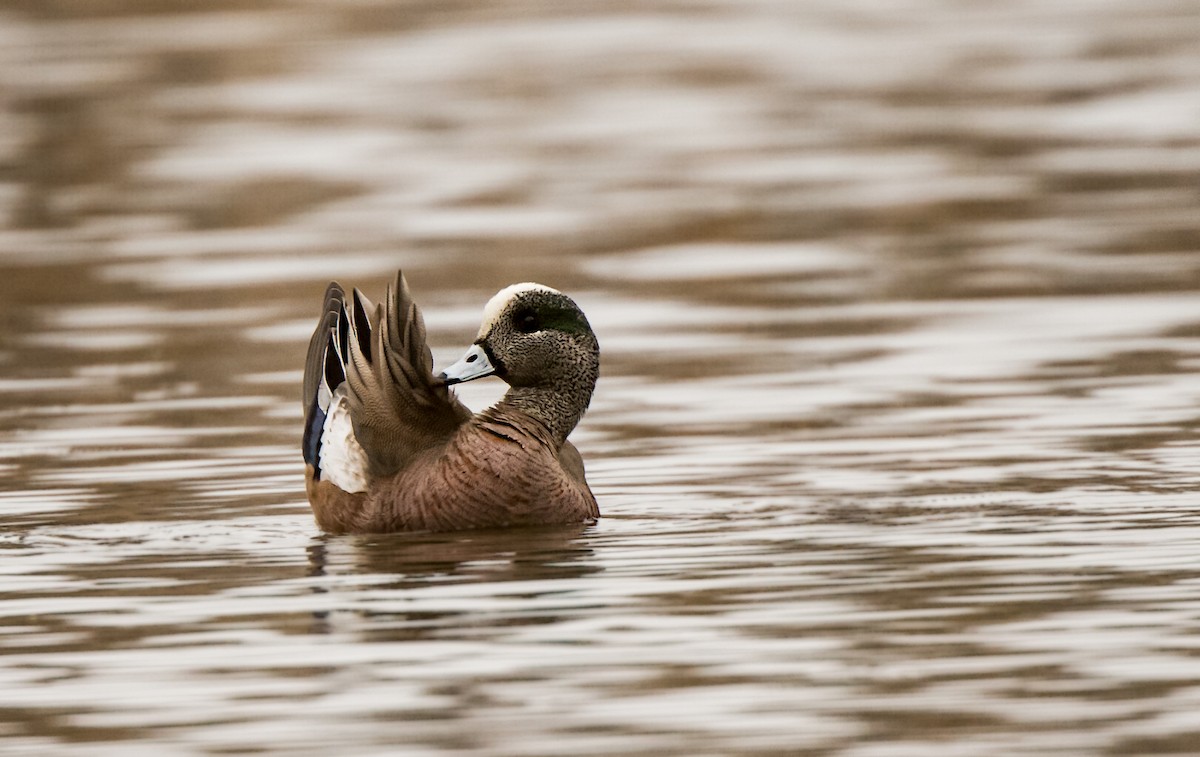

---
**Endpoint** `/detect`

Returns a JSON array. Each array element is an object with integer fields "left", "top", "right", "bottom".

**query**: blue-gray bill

[{"left": 439, "top": 343, "right": 496, "bottom": 385}]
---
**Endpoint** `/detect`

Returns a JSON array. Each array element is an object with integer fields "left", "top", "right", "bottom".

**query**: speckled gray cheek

[{"left": 487, "top": 311, "right": 600, "bottom": 446}]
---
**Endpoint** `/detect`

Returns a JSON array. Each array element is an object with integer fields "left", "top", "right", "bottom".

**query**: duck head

[{"left": 441, "top": 283, "right": 599, "bottom": 395}]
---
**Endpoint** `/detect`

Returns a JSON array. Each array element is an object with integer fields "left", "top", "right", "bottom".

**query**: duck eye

[{"left": 515, "top": 311, "right": 540, "bottom": 334}]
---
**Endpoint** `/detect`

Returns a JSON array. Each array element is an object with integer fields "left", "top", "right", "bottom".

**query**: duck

[{"left": 301, "top": 270, "right": 600, "bottom": 533}]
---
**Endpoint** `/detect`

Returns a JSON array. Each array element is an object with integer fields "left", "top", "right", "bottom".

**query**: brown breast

[{"left": 356, "top": 420, "right": 598, "bottom": 533}]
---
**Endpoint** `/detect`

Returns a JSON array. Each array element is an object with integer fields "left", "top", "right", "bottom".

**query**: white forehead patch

[{"left": 477, "top": 282, "right": 560, "bottom": 337}]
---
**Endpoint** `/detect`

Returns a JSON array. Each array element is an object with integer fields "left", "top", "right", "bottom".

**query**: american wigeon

[{"left": 302, "top": 271, "right": 600, "bottom": 533}]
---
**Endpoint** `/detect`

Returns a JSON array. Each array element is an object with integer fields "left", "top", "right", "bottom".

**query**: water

[{"left": 3, "top": 1, "right": 1200, "bottom": 754}]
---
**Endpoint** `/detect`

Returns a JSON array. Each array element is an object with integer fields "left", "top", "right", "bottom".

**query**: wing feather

[
  {"left": 343, "top": 270, "right": 472, "bottom": 477},
  {"left": 303, "top": 282, "right": 345, "bottom": 409},
  {"left": 303, "top": 284, "right": 350, "bottom": 474}
]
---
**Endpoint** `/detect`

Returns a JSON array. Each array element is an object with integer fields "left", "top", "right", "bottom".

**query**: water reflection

[{"left": 304, "top": 526, "right": 600, "bottom": 640}]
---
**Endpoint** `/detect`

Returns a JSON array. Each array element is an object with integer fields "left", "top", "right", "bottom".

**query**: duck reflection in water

[{"left": 303, "top": 524, "right": 601, "bottom": 639}]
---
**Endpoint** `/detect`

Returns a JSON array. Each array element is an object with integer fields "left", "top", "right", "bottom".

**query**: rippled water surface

[{"left": 4, "top": 1, "right": 1200, "bottom": 755}]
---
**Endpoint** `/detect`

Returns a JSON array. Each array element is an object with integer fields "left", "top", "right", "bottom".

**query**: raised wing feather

[
  {"left": 342, "top": 270, "right": 472, "bottom": 477},
  {"left": 302, "top": 282, "right": 345, "bottom": 413},
  {"left": 302, "top": 283, "right": 349, "bottom": 475}
]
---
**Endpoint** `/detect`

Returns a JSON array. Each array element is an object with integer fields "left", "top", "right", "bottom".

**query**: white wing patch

[
  {"left": 318, "top": 385, "right": 370, "bottom": 494},
  {"left": 478, "top": 282, "right": 560, "bottom": 338}
]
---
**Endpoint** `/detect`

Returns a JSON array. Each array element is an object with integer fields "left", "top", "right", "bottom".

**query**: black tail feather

[{"left": 351, "top": 288, "right": 374, "bottom": 364}]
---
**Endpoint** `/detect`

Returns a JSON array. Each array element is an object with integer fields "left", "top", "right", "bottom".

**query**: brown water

[{"left": 4, "top": 1, "right": 1200, "bottom": 755}]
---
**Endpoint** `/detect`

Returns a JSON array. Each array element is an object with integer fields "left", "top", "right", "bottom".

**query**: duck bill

[{"left": 439, "top": 343, "right": 497, "bottom": 385}]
